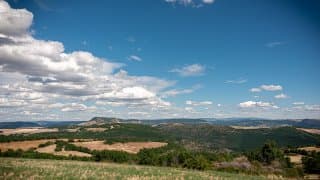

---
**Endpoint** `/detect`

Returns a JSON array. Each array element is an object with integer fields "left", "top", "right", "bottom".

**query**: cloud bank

[{"left": 0, "top": 1, "right": 175, "bottom": 120}]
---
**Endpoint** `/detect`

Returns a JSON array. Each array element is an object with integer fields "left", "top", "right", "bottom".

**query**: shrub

[
  {"left": 283, "top": 167, "right": 304, "bottom": 177},
  {"left": 302, "top": 152, "right": 320, "bottom": 173},
  {"left": 38, "top": 141, "right": 54, "bottom": 148},
  {"left": 183, "top": 155, "right": 210, "bottom": 170},
  {"left": 246, "top": 141, "right": 283, "bottom": 165},
  {"left": 93, "top": 150, "right": 135, "bottom": 163}
]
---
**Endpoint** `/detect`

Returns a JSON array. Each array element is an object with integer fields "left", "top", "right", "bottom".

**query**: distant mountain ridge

[
  {"left": 79, "top": 117, "right": 209, "bottom": 126},
  {"left": 0, "top": 121, "right": 41, "bottom": 129},
  {"left": 206, "top": 118, "right": 320, "bottom": 128},
  {"left": 78, "top": 117, "right": 121, "bottom": 126},
  {"left": 83, "top": 117, "right": 320, "bottom": 128},
  {"left": 0, "top": 121, "right": 85, "bottom": 129},
  {"left": 1, "top": 117, "right": 320, "bottom": 129}
]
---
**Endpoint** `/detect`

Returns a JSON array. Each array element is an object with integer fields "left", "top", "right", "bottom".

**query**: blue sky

[{"left": 0, "top": 0, "right": 319, "bottom": 121}]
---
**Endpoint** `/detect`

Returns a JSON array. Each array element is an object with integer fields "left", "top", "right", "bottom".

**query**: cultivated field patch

[
  {"left": 297, "top": 128, "right": 320, "bottom": 135},
  {"left": 73, "top": 141, "right": 168, "bottom": 154},
  {"left": 85, "top": 128, "right": 107, "bottom": 132},
  {"left": 0, "top": 139, "right": 57, "bottom": 151},
  {"left": 298, "top": 146, "right": 320, "bottom": 152},
  {"left": 65, "top": 128, "right": 79, "bottom": 132}
]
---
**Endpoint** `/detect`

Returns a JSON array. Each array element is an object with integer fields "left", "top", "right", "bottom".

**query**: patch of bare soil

[
  {"left": 85, "top": 128, "right": 107, "bottom": 132},
  {"left": 73, "top": 141, "right": 167, "bottom": 154},
  {"left": 287, "top": 154, "right": 303, "bottom": 164},
  {"left": 297, "top": 128, "right": 320, "bottom": 135},
  {"left": 0, "top": 128, "right": 58, "bottom": 135},
  {"left": 0, "top": 139, "right": 56, "bottom": 151},
  {"left": 36, "top": 144, "right": 92, "bottom": 157}
]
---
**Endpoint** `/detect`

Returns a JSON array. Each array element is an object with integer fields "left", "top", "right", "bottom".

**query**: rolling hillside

[{"left": 158, "top": 124, "right": 320, "bottom": 151}]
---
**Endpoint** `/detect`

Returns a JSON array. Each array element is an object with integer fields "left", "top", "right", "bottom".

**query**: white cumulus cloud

[
  {"left": 186, "top": 100, "right": 212, "bottom": 106},
  {"left": 260, "top": 84, "right": 283, "bottom": 91},
  {"left": 293, "top": 102, "right": 304, "bottom": 105},
  {"left": 0, "top": 1, "right": 173, "bottom": 120},
  {"left": 0, "top": 1, "right": 33, "bottom": 36},
  {"left": 239, "top": 101, "right": 279, "bottom": 109},
  {"left": 202, "top": 0, "right": 215, "bottom": 4},
  {"left": 128, "top": 55, "right": 142, "bottom": 62},
  {"left": 165, "top": 0, "right": 215, "bottom": 7},
  {"left": 274, "top": 93, "right": 288, "bottom": 99},
  {"left": 250, "top": 88, "right": 261, "bottom": 93},
  {"left": 225, "top": 78, "right": 247, "bottom": 84},
  {"left": 250, "top": 84, "right": 283, "bottom": 93},
  {"left": 170, "top": 64, "right": 205, "bottom": 77}
]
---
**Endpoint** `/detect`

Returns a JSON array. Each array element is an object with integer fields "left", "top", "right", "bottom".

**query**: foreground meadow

[{"left": 0, "top": 158, "right": 268, "bottom": 180}]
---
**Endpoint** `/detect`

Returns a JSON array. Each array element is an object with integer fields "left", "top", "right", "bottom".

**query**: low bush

[{"left": 302, "top": 151, "right": 320, "bottom": 174}]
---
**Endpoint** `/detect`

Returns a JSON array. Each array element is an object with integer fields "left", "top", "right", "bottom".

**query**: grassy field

[{"left": 0, "top": 158, "right": 268, "bottom": 180}]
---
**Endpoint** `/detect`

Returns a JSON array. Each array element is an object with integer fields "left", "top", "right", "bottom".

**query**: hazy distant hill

[
  {"left": 36, "top": 121, "right": 85, "bottom": 128},
  {"left": 1, "top": 117, "right": 320, "bottom": 129},
  {"left": 83, "top": 117, "right": 320, "bottom": 129},
  {"left": 78, "top": 117, "right": 120, "bottom": 126},
  {"left": 78, "top": 117, "right": 208, "bottom": 126},
  {"left": 0, "top": 121, "right": 84, "bottom": 129},
  {"left": 206, "top": 118, "right": 320, "bottom": 128},
  {"left": 0, "top": 122, "right": 41, "bottom": 129},
  {"left": 295, "top": 119, "right": 320, "bottom": 128},
  {"left": 130, "top": 118, "right": 208, "bottom": 125}
]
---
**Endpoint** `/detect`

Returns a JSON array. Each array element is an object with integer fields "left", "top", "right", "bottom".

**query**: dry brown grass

[
  {"left": 0, "top": 139, "right": 56, "bottom": 151},
  {"left": 298, "top": 146, "right": 320, "bottom": 152},
  {"left": 297, "top": 128, "right": 320, "bottom": 135},
  {"left": 85, "top": 128, "right": 107, "bottom": 132},
  {"left": 55, "top": 150, "right": 92, "bottom": 157},
  {"left": 73, "top": 141, "right": 167, "bottom": 154},
  {"left": 36, "top": 144, "right": 57, "bottom": 153},
  {"left": 304, "top": 174, "right": 320, "bottom": 179},
  {"left": 0, "top": 127, "right": 58, "bottom": 135},
  {"left": 0, "top": 158, "right": 267, "bottom": 179}
]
